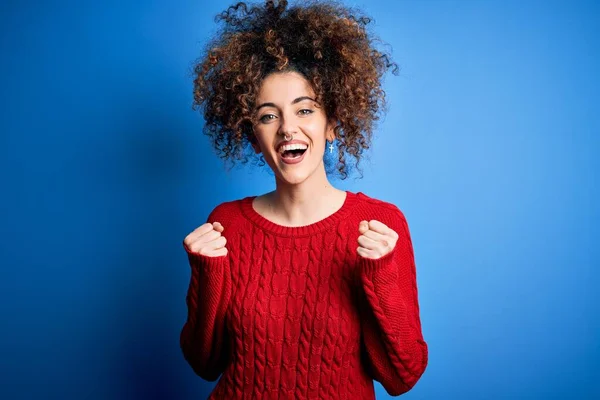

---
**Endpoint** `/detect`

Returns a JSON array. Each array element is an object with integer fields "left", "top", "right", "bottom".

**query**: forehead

[{"left": 257, "top": 71, "right": 315, "bottom": 101}]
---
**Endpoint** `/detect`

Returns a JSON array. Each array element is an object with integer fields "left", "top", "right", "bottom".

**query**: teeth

[{"left": 279, "top": 143, "right": 308, "bottom": 153}]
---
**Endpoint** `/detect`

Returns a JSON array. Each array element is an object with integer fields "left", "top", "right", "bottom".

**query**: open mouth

[
  {"left": 278, "top": 143, "right": 308, "bottom": 161},
  {"left": 281, "top": 148, "right": 307, "bottom": 159}
]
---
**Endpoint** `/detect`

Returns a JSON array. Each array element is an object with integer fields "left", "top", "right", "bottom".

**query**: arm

[
  {"left": 357, "top": 210, "right": 428, "bottom": 395},
  {"left": 180, "top": 217, "right": 232, "bottom": 381}
]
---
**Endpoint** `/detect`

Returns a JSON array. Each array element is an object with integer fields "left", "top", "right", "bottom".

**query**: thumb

[
  {"left": 212, "top": 222, "right": 224, "bottom": 232},
  {"left": 358, "top": 220, "right": 369, "bottom": 234}
]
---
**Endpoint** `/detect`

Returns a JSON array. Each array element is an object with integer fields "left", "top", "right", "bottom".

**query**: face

[{"left": 251, "top": 71, "right": 335, "bottom": 185}]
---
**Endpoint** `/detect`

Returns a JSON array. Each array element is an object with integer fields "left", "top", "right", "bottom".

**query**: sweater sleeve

[
  {"left": 180, "top": 211, "right": 232, "bottom": 381},
  {"left": 357, "top": 208, "right": 428, "bottom": 396}
]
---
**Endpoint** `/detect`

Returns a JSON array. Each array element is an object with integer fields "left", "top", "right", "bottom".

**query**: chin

[
  {"left": 266, "top": 152, "right": 321, "bottom": 184},
  {"left": 275, "top": 164, "right": 316, "bottom": 185},
  {"left": 277, "top": 171, "right": 311, "bottom": 185}
]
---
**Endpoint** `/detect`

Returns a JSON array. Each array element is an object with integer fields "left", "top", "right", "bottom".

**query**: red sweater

[{"left": 180, "top": 191, "right": 428, "bottom": 399}]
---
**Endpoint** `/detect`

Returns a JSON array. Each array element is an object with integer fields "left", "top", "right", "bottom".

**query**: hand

[
  {"left": 357, "top": 220, "right": 399, "bottom": 260},
  {"left": 184, "top": 222, "right": 228, "bottom": 257}
]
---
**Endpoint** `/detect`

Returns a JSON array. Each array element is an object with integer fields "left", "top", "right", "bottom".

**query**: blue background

[{"left": 1, "top": 0, "right": 598, "bottom": 399}]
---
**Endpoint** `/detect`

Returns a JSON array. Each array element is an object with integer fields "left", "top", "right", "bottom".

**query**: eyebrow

[{"left": 255, "top": 96, "right": 317, "bottom": 112}]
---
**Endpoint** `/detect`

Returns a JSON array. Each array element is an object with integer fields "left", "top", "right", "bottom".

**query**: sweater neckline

[{"left": 240, "top": 190, "right": 360, "bottom": 237}]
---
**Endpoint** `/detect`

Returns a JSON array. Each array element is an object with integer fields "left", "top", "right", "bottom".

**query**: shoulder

[
  {"left": 355, "top": 191, "right": 404, "bottom": 214},
  {"left": 205, "top": 196, "right": 248, "bottom": 226},
  {"left": 353, "top": 191, "right": 410, "bottom": 233}
]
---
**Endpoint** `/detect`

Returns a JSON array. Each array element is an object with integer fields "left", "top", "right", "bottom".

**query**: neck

[{"left": 268, "top": 163, "right": 344, "bottom": 226}]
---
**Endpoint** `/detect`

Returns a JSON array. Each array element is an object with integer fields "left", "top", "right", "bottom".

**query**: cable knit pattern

[{"left": 180, "top": 191, "right": 428, "bottom": 399}]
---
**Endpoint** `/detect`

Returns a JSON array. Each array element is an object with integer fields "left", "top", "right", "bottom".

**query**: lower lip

[{"left": 279, "top": 150, "right": 307, "bottom": 165}]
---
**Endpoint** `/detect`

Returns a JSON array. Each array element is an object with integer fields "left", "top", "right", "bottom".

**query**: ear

[
  {"left": 326, "top": 119, "right": 337, "bottom": 142},
  {"left": 249, "top": 135, "right": 262, "bottom": 154},
  {"left": 251, "top": 141, "right": 261, "bottom": 154}
]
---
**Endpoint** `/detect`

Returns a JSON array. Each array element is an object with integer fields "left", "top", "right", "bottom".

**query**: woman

[{"left": 181, "top": 1, "right": 428, "bottom": 398}]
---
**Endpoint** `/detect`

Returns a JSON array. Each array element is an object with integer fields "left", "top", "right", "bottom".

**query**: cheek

[
  {"left": 253, "top": 131, "right": 273, "bottom": 149},
  {"left": 304, "top": 123, "right": 327, "bottom": 145}
]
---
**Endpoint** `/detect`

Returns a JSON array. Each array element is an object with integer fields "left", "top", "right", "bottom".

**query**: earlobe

[{"left": 327, "top": 131, "right": 336, "bottom": 143}]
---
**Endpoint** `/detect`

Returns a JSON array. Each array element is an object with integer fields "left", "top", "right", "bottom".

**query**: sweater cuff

[{"left": 359, "top": 246, "right": 398, "bottom": 282}]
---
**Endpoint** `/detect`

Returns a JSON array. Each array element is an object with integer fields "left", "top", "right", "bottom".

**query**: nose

[{"left": 277, "top": 113, "right": 298, "bottom": 137}]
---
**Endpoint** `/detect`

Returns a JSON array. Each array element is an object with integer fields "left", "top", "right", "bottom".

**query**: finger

[
  {"left": 357, "top": 246, "right": 381, "bottom": 259},
  {"left": 189, "top": 221, "right": 224, "bottom": 240},
  {"left": 212, "top": 222, "right": 224, "bottom": 232},
  {"left": 184, "top": 223, "right": 212, "bottom": 247},
  {"left": 201, "top": 229, "right": 222, "bottom": 242},
  {"left": 358, "top": 220, "right": 369, "bottom": 234},
  {"left": 187, "top": 228, "right": 221, "bottom": 248},
  {"left": 358, "top": 234, "right": 377, "bottom": 249},
  {"left": 210, "top": 247, "right": 228, "bottom": 257},
  {"left": 368, "top": 220, "right": 396, "bottom": 237},
  {"left": 192, "top": 235, "right": 227, "bottom": 255},
  {"left": 192, "top": 222, "right": 215, "bottom": 237},
  {"left": 358, "top": 234, "right": 388, "bottom": 252},
  {"left": 211, "top": 235, "right": 227, "bottom": 250},
  {"left": 361, "top": 228, "right": 389, "bottom": 245}
]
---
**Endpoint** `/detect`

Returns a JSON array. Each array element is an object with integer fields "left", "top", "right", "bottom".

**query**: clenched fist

[
  {"left": 357, "top": 219, "right": 399, "bottom": 260},
  {"left": 184, "top": 222, "right": 228, "bottom": 257}
]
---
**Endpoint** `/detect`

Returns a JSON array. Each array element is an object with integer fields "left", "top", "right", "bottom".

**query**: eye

[
  {"left": 258, "top": 109, "right": 313, "bottom": 124},
  {"left": 259, "top": 114, "right": 276, "bottom": 123}
]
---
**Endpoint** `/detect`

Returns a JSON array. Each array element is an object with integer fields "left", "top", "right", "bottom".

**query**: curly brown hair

[{"left": 191, "top": 0, "right": 399, "bottom": 179}]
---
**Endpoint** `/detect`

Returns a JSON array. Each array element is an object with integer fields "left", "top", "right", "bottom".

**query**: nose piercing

[{"left": 283, "top": 132, "right": 293, "bottom": 141}]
